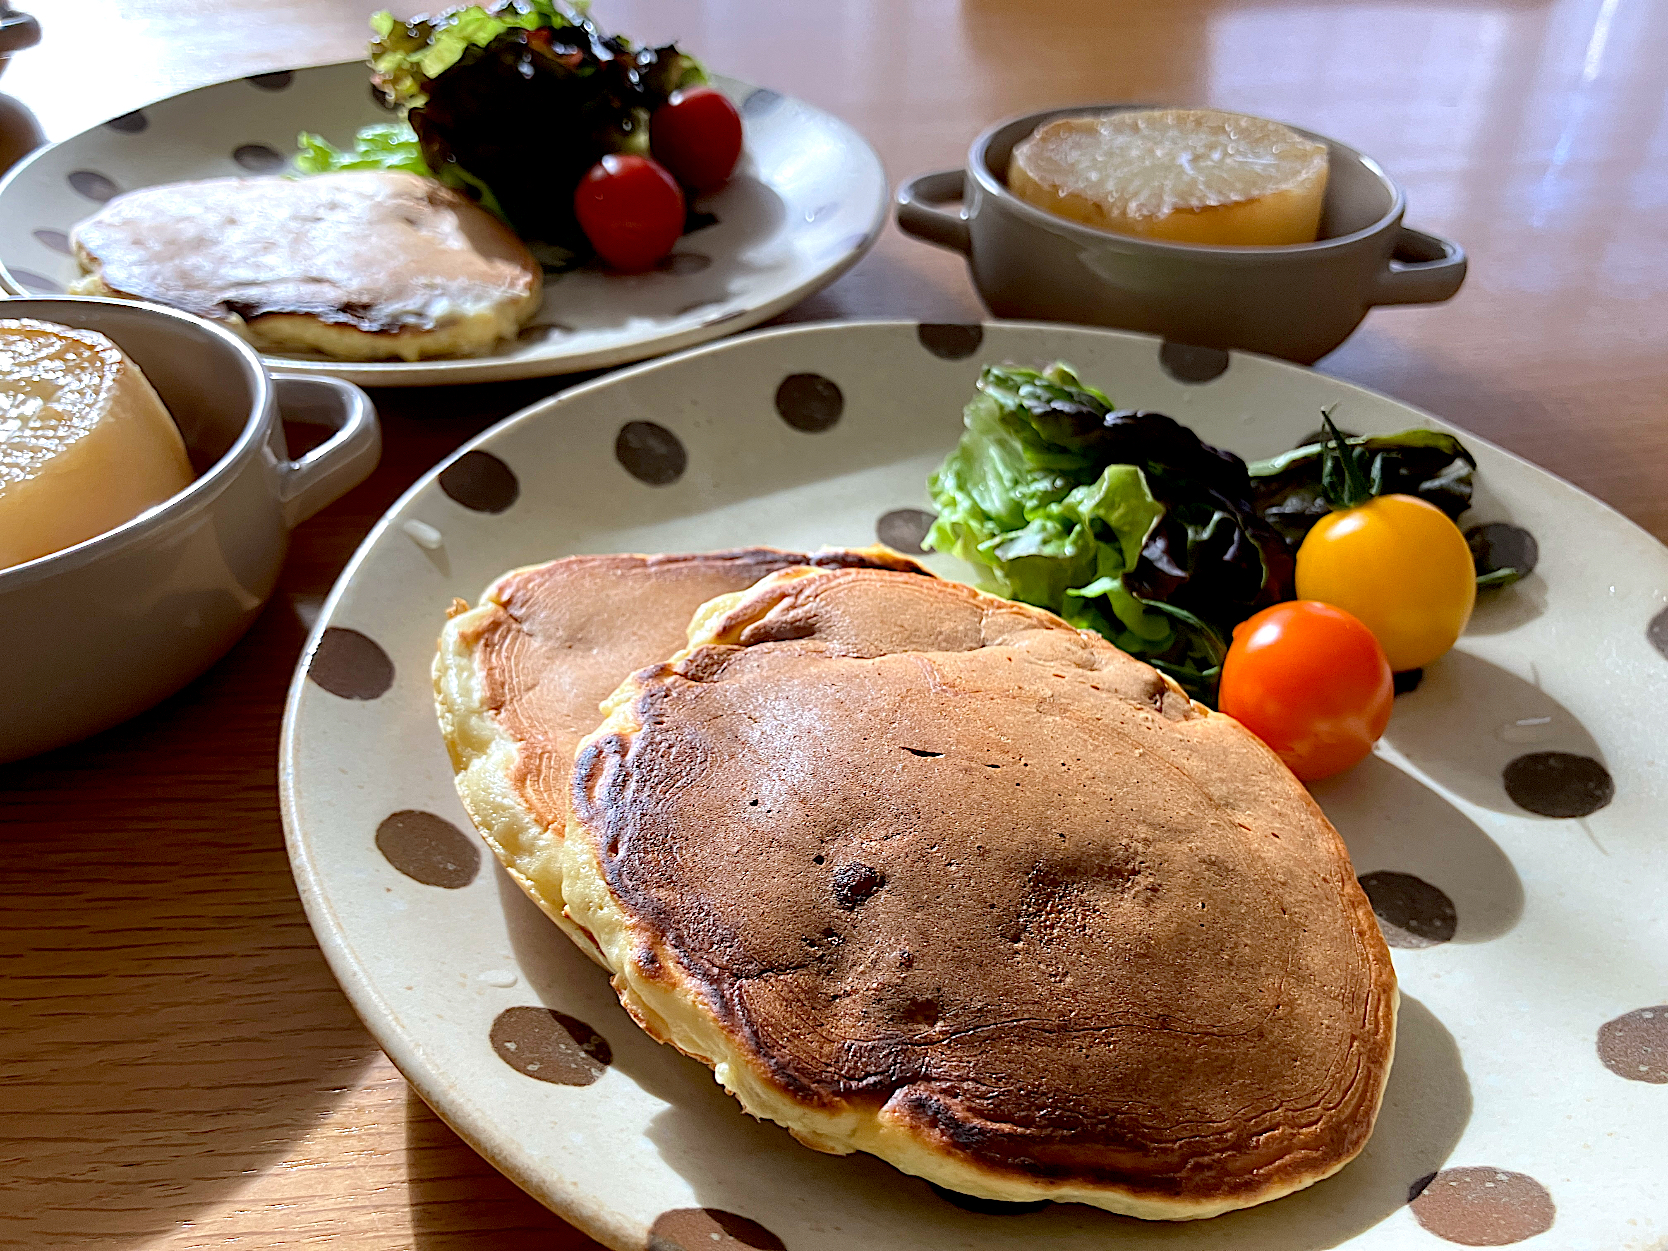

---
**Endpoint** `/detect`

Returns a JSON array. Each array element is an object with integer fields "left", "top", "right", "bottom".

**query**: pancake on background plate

[
  {"left": 433, "top": 548, "right": 929, "bottom": 953},
  {"left": 557, "top": 566, "right": 1397, "bottom": 1218},
  {"left": 71, "top": 171, "right": 541, "bottom": 361}
]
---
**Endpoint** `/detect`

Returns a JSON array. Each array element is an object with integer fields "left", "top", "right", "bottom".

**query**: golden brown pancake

[
  {"left": 433, "top": 548, "right": 930, "bottom": 952},
  {"left": 70, "top": 171, "right": 541, "bottom": 361},
  {"left": 560, "top": 567, "right": 1397, "bottom": 1218}
]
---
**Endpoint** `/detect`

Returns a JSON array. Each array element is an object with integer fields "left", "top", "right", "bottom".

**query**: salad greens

[
  {"left": 295, "top": 122, "right": 508, "bottom": 221},
  {"left": 924, "top": 363, "right": 1486, "bottom": 705},
  {"left": 1248, "top": 423, "right": 1476, "bottom": 548},
  {"left": 925, "top": 364, "right": 1295, "bottom": 702},
  {"left": 356, "top": 0, "right": 704, "bottom": 252}
]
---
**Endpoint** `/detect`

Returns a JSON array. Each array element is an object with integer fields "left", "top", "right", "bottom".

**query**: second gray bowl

[{"left": 897, "top": 105, "right": 1466, "bottom": 364}]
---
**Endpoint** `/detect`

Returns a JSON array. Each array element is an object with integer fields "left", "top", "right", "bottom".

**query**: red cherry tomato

[
  {"left": 1218, "top": 601, "right": 1394, "bottom": 782},
  {"left": 573, "top": 154, "right": 686, "bottom": 273},
  {"left": 650, "top": 85, "right": 744, "bottom": 193}
]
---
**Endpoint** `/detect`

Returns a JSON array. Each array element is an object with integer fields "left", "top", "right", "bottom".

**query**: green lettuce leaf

[
  {"left": 292, "top": 123, "right": 508, "bottom": 222},
  {"left": 370, "top": 1, "right": 587, "bottom": 108},
  {"left": 295, "top": 123, "right": 432, "bottom": 176},
  {"left": 925, "top": 364, "right": 1291, "bottom": 703}
]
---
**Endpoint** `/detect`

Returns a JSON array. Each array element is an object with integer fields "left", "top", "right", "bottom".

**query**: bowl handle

[
  {"left": 896, "top": 170, "right": 972, "bottom": 255},
  {"left": 1372, "top": 225, "right": 1468, "bottom": 306},
  {"left": 272, "top": 373, "right": 382, "bottom": 528}
]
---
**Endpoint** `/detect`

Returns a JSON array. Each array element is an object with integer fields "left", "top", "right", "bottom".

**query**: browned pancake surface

[
  {"left": 72, "top": 171, "right": 537, "bottom": 333},
  {"left": 465, "top": 549, "right": 927, "bottom": 831},
  {"left": 572, "top": 569, "right": 1396, "bottom": 1204}
]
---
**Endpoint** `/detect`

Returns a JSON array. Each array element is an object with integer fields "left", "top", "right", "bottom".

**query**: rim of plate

[
  {"left": 278, "top": 318, "right": 1659, "bottom": 1246},
  {"left": 0, "top": 62, "right": 890, "bottom": 388}
]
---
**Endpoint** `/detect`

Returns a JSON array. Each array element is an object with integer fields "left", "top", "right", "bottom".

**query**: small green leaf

[{"left": 1318, "top": 407, "right": 1375, "bottom": 510}]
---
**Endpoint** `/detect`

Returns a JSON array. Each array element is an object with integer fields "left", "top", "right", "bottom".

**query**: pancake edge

[
  {"left": 69, "top": 232, "right": 542, "bottom": 363},
  {"left": 435, "top": 572, "right": 610, "bottom": 964},
  {"left": 433, "top": 550, "right": 936, "bottom": 969}
]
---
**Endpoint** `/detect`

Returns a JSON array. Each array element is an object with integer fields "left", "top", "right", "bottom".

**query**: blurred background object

[{"left": 0, "top": 5, "right": 42, "bottom": 174}]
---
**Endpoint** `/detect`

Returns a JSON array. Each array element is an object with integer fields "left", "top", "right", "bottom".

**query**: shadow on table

[
  {"left": 0, "top": 595, "right": 381, "bottom": 1245},
  {"left": 404, "top": 1086, "right": 606, "bottom": 1250}
]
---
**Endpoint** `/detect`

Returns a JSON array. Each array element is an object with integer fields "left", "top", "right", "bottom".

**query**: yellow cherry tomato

[{"left": 1294, "top": 493, "right": 1475, "bottom": 671}]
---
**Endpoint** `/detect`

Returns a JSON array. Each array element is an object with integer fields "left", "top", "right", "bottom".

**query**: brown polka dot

[
  {"left": 741, "top": 88, "right": 783, "bottom": 117},
  {"left": 307, "top": 627, "right": 395, "bottom": 700},
  {"left": 1393, "top": 668, "right": 1424, "bottom": 696},
  {"left": 929, "top": 1183, "right": 1049, "bottom": 1214},
  {"left": 32, "top": 229, "right": 71, "bottom": 254},
  {"left": 775, "top": 373, "right": 843, "bottom": 432},
  {"left": 490, "top": 1007, "right": 611, "bottom": 1085},
  {"left": 1502, "top": 751, "right": 1613, "bottom": 818},
  {"left": 67, "top": 170, "right": 119, "bottom": 202},
  {"left": 375, "top": 810, "right": 480, "bottom": 888},
  {"left": 1467, "top": 522, "right": 1539, "bottom": 585},
  {"left": 10, "top": 270, "right": 62, "bottom": 294},
  {"left": 438, "top": 450, "right": 519, "bottom": 513},
  {"left": 1159, "top": 341, "right": 1230, "bottom": 383},
  {"left": 918, "top": 323, "right": 984, "bottom": 360},
  {"left": 648, "top": 1208, "right": 786, "bottom": 1250},
  {"left": 1649, "top": 606, "right": 1668, "bottom": 661},
  {"left": 247, "top": 70, "right": 295, "bottom": 90},
  {"left": 876, "top": 507, "right": 935, "bottom": 554},
  {"left": 1410, "top": 1167, "right": 1555, "bottom": 1245},
  {"left": 105, "top": 110, "right": 148, "bottom": 134},
  {"left": 1358, "top": 871, "right": 1456, "bottom": 948},
  {"left": 616, "top": 421, "right": 687, "bottom": 486},
  {"left": 1597, "top": 1005, "right": 1668, "bottom": 1082},
  {"left": 233, "top": 143, "right": 286, "bottom": 172}
]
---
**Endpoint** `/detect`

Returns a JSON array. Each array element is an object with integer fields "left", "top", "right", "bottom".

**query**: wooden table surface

[{"left": 3, "top": 0, "right": 1664, "bottom": 1246}]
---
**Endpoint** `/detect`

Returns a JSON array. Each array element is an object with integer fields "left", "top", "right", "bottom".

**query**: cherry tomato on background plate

[
  {"left": 1218, "top": 600, "right": 1394, "bottom": 782},
  {"left": 651, "top": 85, "right": 744, "bottom": 193},
  {"left": 1296, "top": 492, "right": 1476, "bottom": 672},
  {"left": 573, "top": 153, "right": 686, "bottom": 272}
]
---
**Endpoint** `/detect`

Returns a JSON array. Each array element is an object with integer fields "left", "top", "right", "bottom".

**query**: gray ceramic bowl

[
  {"left": 0, "top": 297, "right": 380, "bottom": 762},
  {"left": 0, "top": 7, "right": 39, "bottom": 79},
  {"left": 897, "top": 105, "right": 1466, "bottom": 364}
]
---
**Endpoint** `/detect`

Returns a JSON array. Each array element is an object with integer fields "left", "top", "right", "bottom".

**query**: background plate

[
  {"left": 0, "top": 62, "right": 886, "bottom": 386},
  {"left": 281, "top": 322, "right": 1668, "bottom": 1250}
]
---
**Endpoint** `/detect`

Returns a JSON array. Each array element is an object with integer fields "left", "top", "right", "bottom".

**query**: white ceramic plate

[
  {"left": 280, "top": 321, "right": 1668, "bottom": 1251},
  {"left": 0, "top": 62, "right": 886, "bottom": 386}
]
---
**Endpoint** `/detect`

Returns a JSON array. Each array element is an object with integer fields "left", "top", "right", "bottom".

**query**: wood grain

[{"left": 3, "top": 0, "right": 1665, "bottom": 1245}]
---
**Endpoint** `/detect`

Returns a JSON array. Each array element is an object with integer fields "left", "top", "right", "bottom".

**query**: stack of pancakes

[{"left": 434, "top": 548, "right": 1396, "bottom": 1219}]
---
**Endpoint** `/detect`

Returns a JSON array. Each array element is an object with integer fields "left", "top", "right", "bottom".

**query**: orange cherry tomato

[{"left": 1219, "top": 600, "right": 1394, "bottom": 782}]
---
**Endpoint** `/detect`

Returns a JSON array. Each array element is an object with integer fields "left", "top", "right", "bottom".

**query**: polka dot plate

[
  {"left": 0, "top": 62, "right": 886, "bottom": 386},
  {"left": 280, "top": 321, "right": 1668, "bottom": 1250}
]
